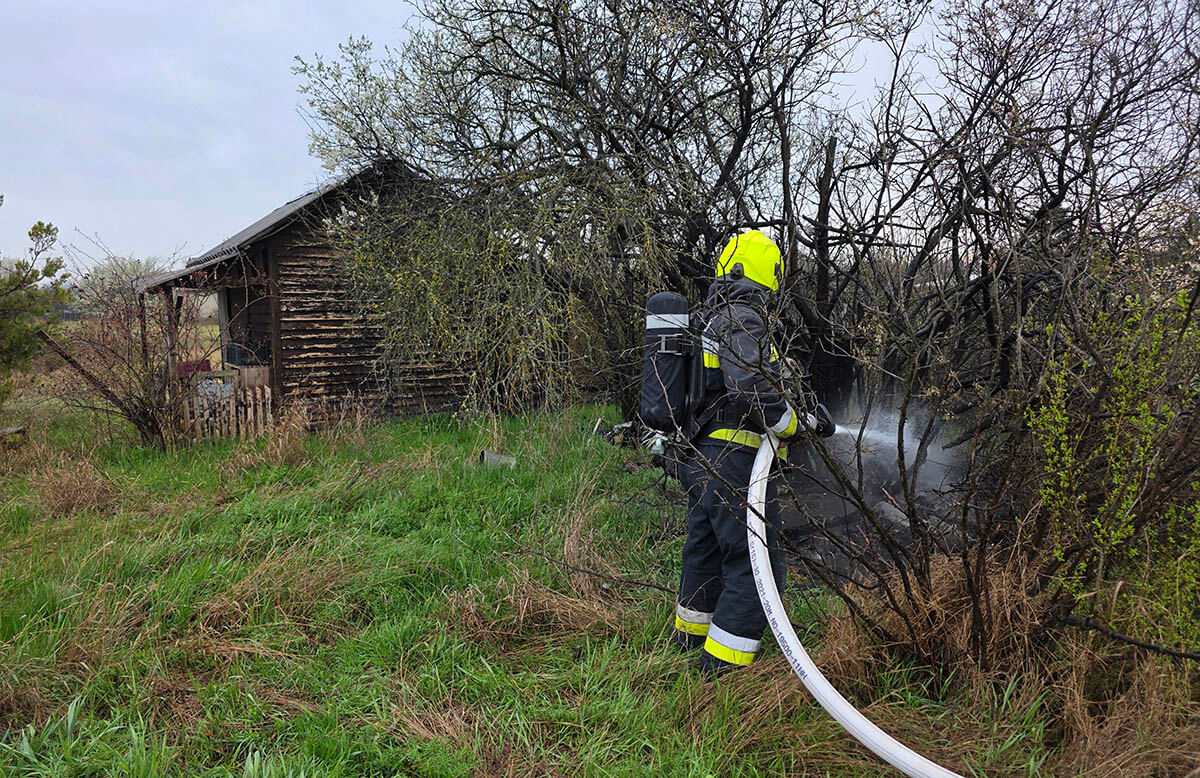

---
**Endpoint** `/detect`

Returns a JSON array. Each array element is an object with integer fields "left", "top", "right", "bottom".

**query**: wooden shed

[{"left": 139, "top": 172, "right": 469, "bottom": 431}]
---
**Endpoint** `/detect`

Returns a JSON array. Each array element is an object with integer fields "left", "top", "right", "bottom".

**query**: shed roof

[
  {"left": 185, "top": 179, "right": 341, "bottom": 269},
  {"left": 136, "top": 161, "right": 427, "bottom": 294},
  {"left": 136, "top": 178, "right": 341, "bottom": 293}
]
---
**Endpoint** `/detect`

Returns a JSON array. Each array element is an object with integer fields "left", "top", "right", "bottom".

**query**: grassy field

[{"left": 0, "top": 405, "right": 1065, "bottom": 776}]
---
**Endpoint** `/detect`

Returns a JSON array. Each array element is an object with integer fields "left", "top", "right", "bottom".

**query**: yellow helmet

[{"left": 715, "top": 230, "right": 782, "bottom": 292}]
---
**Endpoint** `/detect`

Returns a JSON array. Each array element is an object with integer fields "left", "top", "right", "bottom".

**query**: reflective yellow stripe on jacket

[
  {"left": 770, "top": 407, "right": 799, "bottom": 438},
  {"left": 702, "top": 344, "right": 778, "bottom": 368},
  {"left": 706, "top": 428, "right": 788, "bottom": 461}
]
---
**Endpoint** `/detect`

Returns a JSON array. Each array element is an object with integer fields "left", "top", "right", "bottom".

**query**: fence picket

[{"left": 178, "top": 381, "right": 273, "bottom": 443}]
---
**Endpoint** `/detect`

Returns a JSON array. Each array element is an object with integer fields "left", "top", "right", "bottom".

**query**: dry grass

[
  {"left": 447, "top": 569, "right": 625, "bottom": 654},
  {"left": 395, "top": 442, "right": 442, "bottom": 474},
  {"left": 558, "top": 472, "right": 621, "bottom": 601},
  {"left": 139, "top": 671, "right": 320, "bottom": 741},
  {"left": 379, "top": 688, "right": 571, "bottom": 778},
  {"left": 0, "top": 438, "right": 48, "bottom": 478},
  {"left": 685, "top": 659, "right": 855, "bottom": 762},
  {"left": 472, "top": 728, "right": 571, "bottom": 778},
  {"left": 0, "top": 682, "right": 50, "bottom": 735},
  {"left": 310, "top": 395, "right": 382, "bottom": 453},
  {"left": 818, "top": 553, "right": 1200, "bottom": 776},
  {"left": 855, "top": 550, "right": 1045, "bottom": 676},
  {"left": 139, "top": 671, "right": 213, "bottom": 731},
  {"left": 191, "top": 539, "right": 362, "bottom": 651},
  {"left": 680, "top": 654, "right": 1055, "bottom": 775},
  {"left": 225, "top": 401, "right": 313, "bottom": 473},
  {"left": 678, "top": 656, "right": 972, "bottom": 773},
  {"left": 0, "top": 537, "right": 359, "bottom": 752},
  {"left": 388, "top": 697, "right": 477, "bottom": 743},
  {"left": 44, "top": 539, "right": 361, "bottom": 694},
  {"left": 56, "top": 581, "right": 156, "bottom": 677},
  {"left": 475, "top": 413, "right": 507, "bottom": 456},
  {"left": 25, "top": 451, "right": 115, "bottom": 518},
  {"left": 1063, "top": 649, "right": 1200, "bottom": 777}
]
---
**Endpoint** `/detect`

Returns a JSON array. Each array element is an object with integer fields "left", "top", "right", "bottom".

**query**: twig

[
  {"left": 1062, "top": 615, "right": 1200, "bottom": 662},
  {"left": 36, "top": 329, "right": 127, "bottom": 412}
]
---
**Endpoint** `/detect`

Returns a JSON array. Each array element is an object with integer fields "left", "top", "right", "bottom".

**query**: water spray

[
  {"left": 746, "top": 431, "right": 964, "bottom": 778},
  {"left": 830, "top": 423, "right": 905, "bottom": 451}
]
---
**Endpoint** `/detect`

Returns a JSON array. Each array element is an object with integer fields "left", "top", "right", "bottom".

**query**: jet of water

[{"left": 831, "top": 423, "right": 901, "bottom": 450}]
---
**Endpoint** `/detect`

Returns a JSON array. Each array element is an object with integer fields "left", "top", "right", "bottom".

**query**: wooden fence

[{"left": 180, "top": 385, "right": 273, "bottom": 442}]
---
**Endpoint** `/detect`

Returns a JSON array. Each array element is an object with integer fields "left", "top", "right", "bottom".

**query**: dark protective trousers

[{"left": 676, "top": 440, "right": 787, "bottom": 672}]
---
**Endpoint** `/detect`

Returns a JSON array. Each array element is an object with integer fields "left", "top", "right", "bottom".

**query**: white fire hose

[{"left": 746, "top": 432, "right": 963, "bottom": 778}]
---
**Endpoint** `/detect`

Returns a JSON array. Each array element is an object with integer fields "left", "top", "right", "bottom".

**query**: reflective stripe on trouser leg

[
  {"left": 674, "top": 603, "right": 713, "bottom": 636},
  {"left": 696, "top": 441, "right": 785, "bottom": 671},
  {"left": 703, "top": 623, "right": 762, "bottom": 666}
]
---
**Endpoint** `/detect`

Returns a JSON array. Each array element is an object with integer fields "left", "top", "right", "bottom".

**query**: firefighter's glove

[{"left": 813, "top": 403, "right": 836, "bottom": 438}]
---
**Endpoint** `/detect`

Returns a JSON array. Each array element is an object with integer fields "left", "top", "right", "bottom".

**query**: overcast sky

[
  {"left": 1, "top": 1, "right": 926, "bottom": 268},
  {"left": 1, "top": 1, "right": 411, "bottom": 266}
]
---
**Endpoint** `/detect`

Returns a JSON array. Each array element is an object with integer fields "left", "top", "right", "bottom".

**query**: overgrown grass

[{"left": 0, "top": 405, "right": 1122, "bottom": 775}]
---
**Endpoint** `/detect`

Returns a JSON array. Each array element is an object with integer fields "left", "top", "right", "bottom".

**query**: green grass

[{"left": 0, "top": 406, "right": 1057, "bottom": 776}]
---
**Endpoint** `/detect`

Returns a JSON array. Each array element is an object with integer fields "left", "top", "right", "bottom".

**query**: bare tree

[
  {"left": 781, "top": 0, "right": 1200, "bottom": 664},
  {"left": 296, "top": 0, "right": 881, "bottom": 413},
  {"left": 36, "top": 248, "right": 219, "bottom": 447}
]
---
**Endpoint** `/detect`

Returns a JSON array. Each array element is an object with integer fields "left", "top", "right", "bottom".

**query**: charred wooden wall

[{"left": 265, "top": 220, "right": 469, "bottom": 422}]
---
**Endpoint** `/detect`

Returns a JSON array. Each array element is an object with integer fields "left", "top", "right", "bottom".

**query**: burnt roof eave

[{"left": 134, "top": 247, "right": 250, "bottom": 294}]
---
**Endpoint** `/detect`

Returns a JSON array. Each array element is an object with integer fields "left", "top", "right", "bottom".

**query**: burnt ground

[
  {"left": 778, "top": 431, "right": 967, "bottom": 587},
  {"left": 603, "top": 417, "right": 968, "bottom": 586}
]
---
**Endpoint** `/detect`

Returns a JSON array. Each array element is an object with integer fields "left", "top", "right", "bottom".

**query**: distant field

[
  {"left": 0, "top": 406, "right": 1063, "bottom": 775},
  {"left": 186, "top": 323, "right": 222, "bottom": 364}
]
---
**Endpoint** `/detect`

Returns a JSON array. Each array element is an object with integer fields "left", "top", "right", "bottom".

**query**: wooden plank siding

[{"left": 265, "top": 220, "right": 469, "bottom": 424}]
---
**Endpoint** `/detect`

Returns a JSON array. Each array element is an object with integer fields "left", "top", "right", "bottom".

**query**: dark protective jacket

[
  {"left": 674, "top": 276, "right": 799, "bottom": 671},
  {"left": 697, "top": 277, "right": 800, "bottom": 448}
]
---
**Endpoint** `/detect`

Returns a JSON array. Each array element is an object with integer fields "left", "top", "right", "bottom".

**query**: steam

[
  {"left": 785, "top": 406, "right": 969, "bottom": 577},
  {"left": 822, "top": 408, "right": 963, "bottom": 497}
]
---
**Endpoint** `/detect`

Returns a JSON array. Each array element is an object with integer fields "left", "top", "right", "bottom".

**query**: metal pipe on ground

[{"left": 478, "top": 449, "right": 516, "bottom": 468}]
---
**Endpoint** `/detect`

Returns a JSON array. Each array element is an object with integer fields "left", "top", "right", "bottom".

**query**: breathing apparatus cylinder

[{"left": 640, "top": 292, "right": 692, "bottom": 433}]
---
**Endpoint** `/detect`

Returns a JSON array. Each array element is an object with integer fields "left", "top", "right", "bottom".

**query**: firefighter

[{"left": 673, "top": 229, "right": 834, "bottom": 676}]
